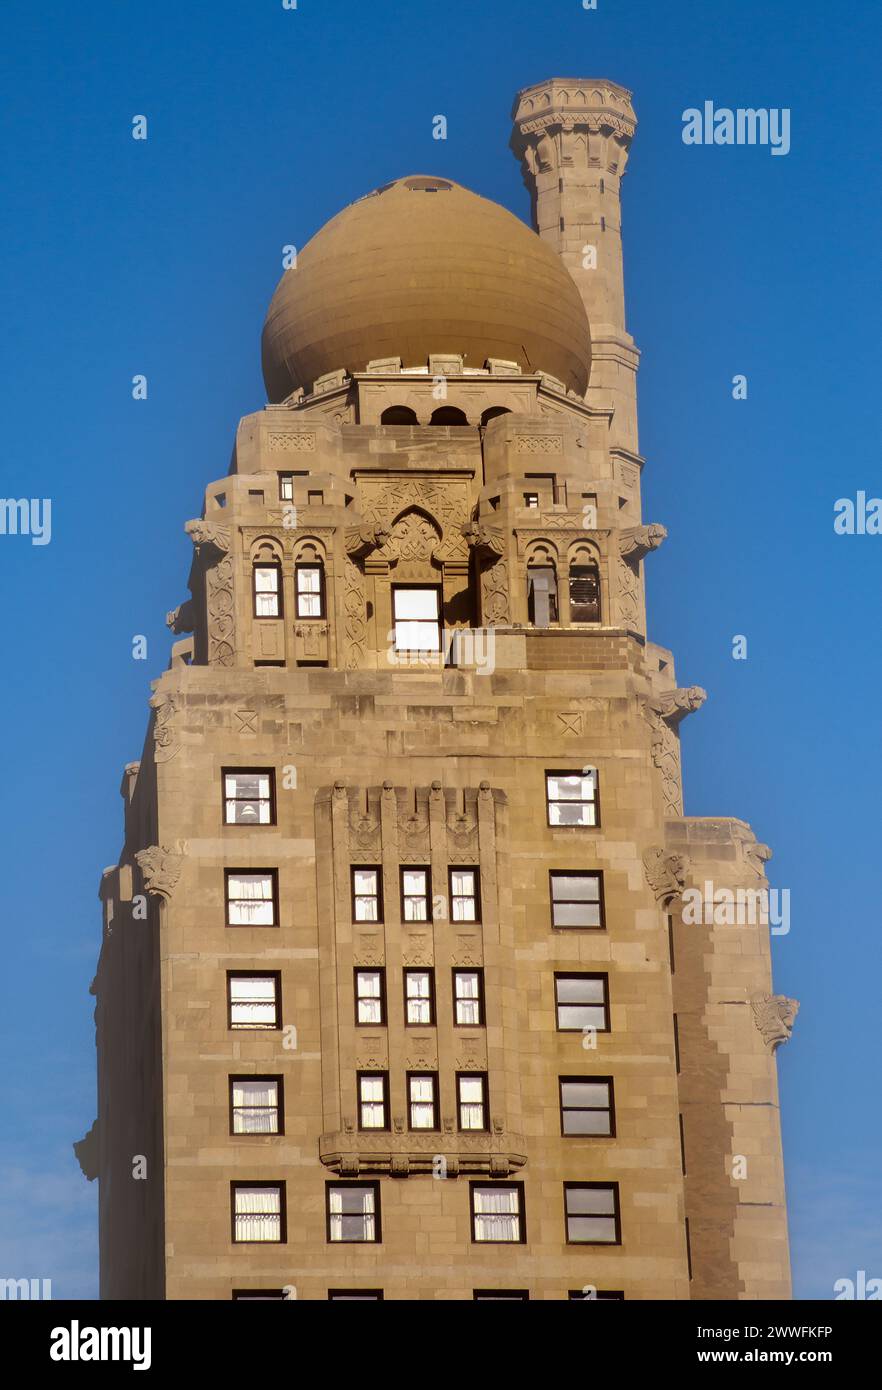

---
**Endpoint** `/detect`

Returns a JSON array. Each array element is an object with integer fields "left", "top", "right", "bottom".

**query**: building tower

[{"left": 77, "top": 80, "right": 795, "bottom": 1301}]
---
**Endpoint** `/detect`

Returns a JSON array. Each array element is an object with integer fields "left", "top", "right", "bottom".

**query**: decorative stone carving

[
  {"left": 515, "top": 435, "right": 562, "bottom": 453},
  {"left": 266, "top": 431, "right": 315, "bottom": 451},
  {"left": 387, "top": 509, "right": 441, "bottom": 564},
  {"left": 73, "top": 1120, "right": 99, "bottom": 1182},
  {"left": 732, "top": 822, "right": 773, "bottom": 878},
  {"left": 343, "top": 558, "right": 366, "bottom": 669},
  {"left": 344, "top": 524, "right": 392, "bottom": 558},
  {"left": 165, "top": 600, "right": 194, "bottom": 634},
  {"left": 642, "top": 687, "right": 707, "bottom": 816},
  {"left": 481, "top": 557, "right": 510, "bottom": 625},
  {"left": 318, "top": 1127, "right": 528, "bottom": 1177},
  {"left": 618, "top": 523, "right": 667, "bottom": 561},
  {"left": 462, "top": 521, "right": 505, "bottom": 558},
  {"left": 134, "top": 842, "right": 186, "bottom": 902},
  {"left": 206, "top": 551, "right": 235, "bottom": 667},
  {"left": 149, "top": 691, "right": 179, "bottom": 763},
  {"left": 184, "top": 519, "right": 230, "bottom": 554},
  {"left": 643, "top": 847, "right": 690, "bottom": 906},
  {"left": 617, "top": 525, "right": 667, "bottom": 632},
  {"left": 751, "top": 994, "right": 799, "bottom": 1050},
  {"left": 360, "top": 479, "right": 470, "bottom": 562}
]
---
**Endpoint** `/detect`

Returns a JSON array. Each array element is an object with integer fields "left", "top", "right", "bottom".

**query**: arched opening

[
  {"left": 430, "top": 406, "right": 468, "bottom": 426},
  {"left": 481, "top": 407, "right": 511, "bottom": 426},
  {"left": 568, "top": 559, "right": 601, "bottom": 623},
  {"left": 381, "top": 406, "right": 418, "bottom": 425}
]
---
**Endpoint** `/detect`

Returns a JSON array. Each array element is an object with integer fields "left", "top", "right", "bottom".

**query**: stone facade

[{"left": 81, "top": 77, "right": 794, "bottom": 1301}]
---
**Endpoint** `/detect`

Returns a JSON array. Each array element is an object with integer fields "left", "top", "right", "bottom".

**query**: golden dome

[{"left": 261, "top": 175, "right": 591, "bottom": 401}]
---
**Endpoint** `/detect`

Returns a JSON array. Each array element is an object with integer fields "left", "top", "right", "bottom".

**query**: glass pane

[
  {"left": 547, "top": 775, "right": 591, "bottom": 801},
  {"left": 549, "top": 802, "right": 595, "bottom": 826},
  {"left": 298, "top": 567, "right": 321, "bottom": 594},
  {"left": 394, "top": 589, "right": 438, "bottom": 619},
  {"left": 406, "top": 972, "right": 429, "bottom": 996},
  {"left": 395, "top": 620, "right": 440, "bottom": 651},
  {"left": 459, "top": 1078, "right": 483, "bottom": 1103},
  {"left": 552, "top": 875, "right": 600, "bottom": 901},
  {"left": 567, "top": 1187, "right": 616, "bottom": 1216},
  {"left": 562, "top": 1082, "right": 610, "bottom": 1108},
  {"left": 451, "top": 870, "right": 475, "bottom": 895},
  {"left": 403, "top": 871, "right": 426, "bottom": 895},
  {"left": 558, "top": 1004, "right": 606, "bottom": 1030},
  {"left": 568, "top": 1216, "right": 617, "bottom": 1243},
  {"left": 553, "top": 901, "right": 601, "bottom": 927},
  {"left": 230, "top": 977, "right": 275, "bottom": 1001},
  {"left": 557, "top": 977, "right": 605, "bottom": 1003},
  {"left": 353, "top": 871, "right": 377, "bottom": 895},
  {"left": 563, "top": 1110, "right": 611, "bottom": 1136},
  {"left": 254, "top": 568, "right": 278, "bottom": 592}
]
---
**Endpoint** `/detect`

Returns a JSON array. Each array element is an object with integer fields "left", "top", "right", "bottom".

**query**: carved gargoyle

[
  {"left": 619, "top": 523, "right": 667, "bottom": 562},
  {"left": 344, "top": 524, "right": 392, "bottom": 558},
  {"left": 751, "top": 993, "right": 799, "bottom": 1050},
  {"left": 166, "top": 600, "right": 195, "bottom": 634},
  {"left": 643, "top": 847, "right": 691, "bottom": 906},
  {"left": 73, "top": 1120, "right": 100, "bottom": 1182},
  {"left": 461, "top": 520, "right": 505, "bottom": 559},
  {"left": 646, "top": 685, "right": 708, "bottom": 728},
  {"left": 134, "top": 843, "right": 187, "bottom": 902},
  {"left": 184, "top": 519, "right": 230, "bottom": 554}
]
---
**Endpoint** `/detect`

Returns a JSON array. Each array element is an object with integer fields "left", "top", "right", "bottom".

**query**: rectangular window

[
  {"left": 392, "top": 586, "right": 441, "bottom": 653},
  {"left": 407, "top": 1072, "right": 438, "bottom": 1131},
  {"left": 559, "top": 1077, "right": 615, "bottom": 1137},
  {"left": 457, "top": 1072, "right": 488, "bottom": 1131},
  {"left": 223, "top": 769, "right": 275, "bottom": 825},
  {"left": 453, "top": 969, "right": 484, "bottom": 1026},
  {"left": 474, "top": 1290, "right": 529, "bottom": 1300},
  {"left": 564, "top": 1183, "right": 621, "bottom": 1245},
  {"left": 295, "top": 563, "right": 324, "bottom": 618},
  {"left": 569, "top": 565, "right": 601, "bottom": 622},
  {"left": 228, "top": 972, "right": 281, "bottom": 1030},
  {"left": 351, "top": 867, "right": 382, "bottom": 923},
  {"left": 307, "top": 490, "right": 324, "bottom": 506},
  {"left": 524, "top": 492, "right": 539, "bottom": 509},
  {"left": 232, "top": 1290, "right": 288, "bottom": 1300},
  {"left": 253, "top": 563, "right": 281, "bottom": 619},
  {"left": 527, "top": 566, "right": 559, "bottom": 626},
  {"left": 230, "top": 1077, "right": 283, "bottom": 1135},
  {"left": 279, "top": 473, "right": 294, "bottom": 501},
  {"left": 470, "top": 1183, "right": 524, "bottom": 1244},
  {"left": 449, "top": 867, "right": 480, "bottom": 923},
  {"left": 354, "top": 968, "right": 385, "bottom": 1026},
  {"left": 568, "top": 1290, "right": 625, "bottom": 1300},
  {"left": 550, "top": 871, "right": 604, "bottom": 929},
  {"left": 554, "top": 973, "right": 610, "bottom": 1033},
  {"left": 400, "top": 867, "right": 430, "bottom": 922},
  {"left": 404, "top": 969, "right": 435, "bottom": 1026},
  {"left": 231, "top": 1183, "right": 285, "bottom": 1243},
  {"left": 545, "top": 770, "right": 599, "bottom": 827},
  {"left": 226, "top": 870, "right": 278, "bottom": 927},
  {"left": 326, "top": 1182, "right": 380, "bottom": 1244},
  {"left": 328, "top": 1290, "right": 384, "bottom": 1301},
  {"left": 357, "top": 1072, "right": 389, "bottom": 1131}
]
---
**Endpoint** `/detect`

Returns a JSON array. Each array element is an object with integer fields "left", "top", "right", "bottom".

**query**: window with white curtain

[
  {"left": 404, "top": 969, "right": 434, "bottom": 1025},
  {"left": 407, "top": 1073, "right": 438, "bottom": 1130},
  {"left": 230, "top": 1077, "right": 282, "bottom": 1135},
  {"left": 358, "top": 1073, "right": 388, "bottom": 1131},
  {"left": 224, "top": 770, "right": 275, "bottom": 825},
  {"left": 228, "top": 973, "right": 281, "bottom": 1030},
  {"left": 471, "top": 1184, "right": 524, "bottom": 1243},
  {"left": 564, "top": 1183, "right": 621, "bottom": 1244},
  {"left": 226, "top": 871, "right": 277, "bottom": 926},
  {"left": 327, "top": 1184, "right": 380, "bottom": 1243},
  {"left": 253, "top": 564, "right": 281, "bottom": 618},
  {"left": 232, "top": 1184, "right": 285, "bottom": 1243},
  {"left": 351, "top": 867, "right": 381, "bottom": 922},
  {"left": 354, "top": 969, "right": 385, "bottom": 1025},
  {"left": 457, "top": 1073, "right": 488, "bottom": 1131},
  {"left": 295, "top": 563, "right": 324, "bottom": 618},
  {"left": 453, "top": 970, "right": 484, "bottom": 1026},
  {"left": 449, "top": 867, "right": 480, "bottom": 922},
  {"left": 400, "top": 867, "right": 430, "bottom": 921}
]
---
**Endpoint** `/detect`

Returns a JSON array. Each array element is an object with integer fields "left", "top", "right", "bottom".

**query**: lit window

[
  {"left": 355, "top": 969, "right": 385, "bottom": 1025},
  {"left": 327, "top": 1183, "right": 380, "bottom": 1243},
  {"left": 554, "top": 974, "right": 610, "bottom": 1033},
  {"left": 295, "top": 563, "right": 324, "bottom": 618},
  {"left": 449, "top": 867, "right": 480, "bottom": 923},
  {"left": 453, "top": 970, "right": 484, "bottom": 1026},
  {"left": 404, "top": 969, "right": 434, "bottom": 1025},
  {"left": 224, "top": 769, "right": 274, "bottom": 825},
  {"left": 393, "top": 586, "right": 441, "bottom": 653},
  {"left": 457, "top": 1073, "right": 488, "bottom": 1131},
  {"left": 226, "top": 871, "right": 277, "bottom": 927},
  {"left": 524, "top": 492, "right": 540, "bottom": 509},
  {"left": 407, "top": 1073, "right": 438, "bottom": 1130},
  {"left": 545, "top": 770, "right": 598, "bottom": 827},
  {"left": 550, "top": 872, "right": 604, "bottom": 929},
  {"left": 471, "top": 1183, "right": 524, "bottom": 1243},
  {"left": 559, "top": 1078, "right": 614, "bottom": 1136},
  {"left": 253, "top": 564, "right": 281, "bottom": 618},
  {"left": 564, "top": 1183, "right": 620, "bottom": 1245},
  {"left": 570, "top": 563, "right": 601, "bottom": 622},
  {"left": 230, "top": 1077, "right": 282, "bottom": 1135},
  {"left": 232, "top": 1184, "right": 285, "bottom": 1243},
  {"left": 228, "top": 973, "right": 281, "bottom": 1030},
  {"left": 352, "top": 867, "right": 382, "bottom": 923},
  {"left": 358, "top": 1073, "right": 388, "bottom": 1131},
  {"left": 527, "top": 565, "right": 559, "bottom": 625},
  {"left": 401, "top": 867, "right": 430, "bottom": 921},
  {"left": 278, "top": 474, "right": 294, "bottom": 501}
]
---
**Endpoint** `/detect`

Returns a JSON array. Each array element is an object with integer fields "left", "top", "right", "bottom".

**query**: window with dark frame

[
  {"left": 554, "top": 973, "right": 610, "bottom": 1033},
  {"left": 253, "top": 563, "right": 281, "bottom": 618},
  {"left": 527, "top": 566, "right": 559, "bottom": 626},
  {"left": 231, "top": 1183, "right": 286, "bottom": 1243},
  {"left": 569, "top": 563, "right": 601, "bottom": 622},
  {"left": 229, "top": 1076, "right": 283, "bottom": 1135},
  {"left": 354, "top": 968, "right": 385, "bottom": 1026},
  {"left": 351, "top": 866, "right": 382, "bottom": 923},
  {"left": 564, "top": 1183, "right": 621, "bottom": 1245},
  {"left": 225, "top": 870, "right": 278, "bottom": 927},
  {"left": 357, "top": 1072, "right": 389, "bottom": 1131},
  {"left": 453, "top": 969, "right": 484, "bottom": 1026},
  {"left": 232, "top": 1290, "right": 289, "bottom": 1300},
  {"left": 567, "top": 1289, "right": 625, "bottom": 1300},
  {"left": 326, "top": 1182, "right": 380, "bottom": 1244},
  {"left": 228, "top": 972, "right": 282, "bottom": 1030},
  {"left": 407, "top": 1072, "right": 438, "bottom": 1131},
  {"left": 470, "top": 1182, "right": 524, "bottom": 1243},
  {"left": 550, "top": 871, "right": 605, "bottom": 929},
  {"left": 457, "top": 1072, "right": 488, "bottom": 1131},
  {"left": 545, "top": 770, "right": 599, "bottom": 827},
  {"left": 295, "top": 563, "right": 325, "bottom": 618},
  {"left": 392, "top": 586, "right": 442, "bottom": 655},
  {"left": 524, "top": 492, "right": 540, "bottom": 509},
  {"left": 400, "top": 866, "right": 430, "bottom": 922},
  {"left": 328, "top": 1290, "right": 384, "bottom": 1301},
  {"left": 559, "top": 1077, "right": 615, "bottom": 1137},
  {"left": 474, "top": 1290, "right": 530, "bottom": 1300},
  {"left": 449, "top": 867, "right": 480, "bottom": 923},
  {"left": 403, "top": 968, "right": 434, "bottom": 1026},
  {"left": 223, "top": 769, "right": 275, "bottom": 825}
]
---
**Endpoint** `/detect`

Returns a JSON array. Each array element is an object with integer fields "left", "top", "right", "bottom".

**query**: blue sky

[{"left": 0, "top": 0, "right": 879, "bottom": 1299}]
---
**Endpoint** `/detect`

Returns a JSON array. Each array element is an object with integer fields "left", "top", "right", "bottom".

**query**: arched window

[
  {"left": 295, "top": 559, "right": 325, "bottom": 619},
  {"left": 569, "top": 560, "right": 601, "bottom": 622},
  {"left": 252, "top": 550, "right": 282, "bottom": 619},
  {"left": 381, "top": 406, "right": 418, "bottom": 425},
  {"left": 527, "top": 563, "right": 559, "bottom": 627},
  {"left": 480, "top": 407, "right": 510, "bottom": 426},
  {"left": 430, "top": 406, "right": 468, "bottom": 425}
]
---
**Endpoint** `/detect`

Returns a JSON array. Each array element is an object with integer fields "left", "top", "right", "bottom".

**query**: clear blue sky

[{"left": 1, "top": 0, "right": 879, "bottom": 1299}]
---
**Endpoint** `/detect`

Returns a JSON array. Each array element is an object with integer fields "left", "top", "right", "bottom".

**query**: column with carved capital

[{"left": 511, "top": 79, "right": 639, "bottom": 452}]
